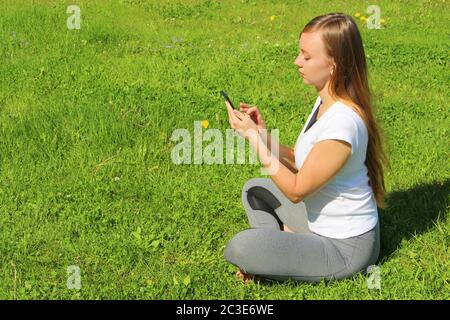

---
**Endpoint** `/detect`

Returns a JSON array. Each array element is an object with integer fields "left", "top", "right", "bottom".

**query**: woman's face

[{"left": 294, "top": 31, "right": 335, "bottom": 90}]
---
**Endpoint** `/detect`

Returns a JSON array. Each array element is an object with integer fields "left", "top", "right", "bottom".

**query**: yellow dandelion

[
  {"left": 360, "top": 16, "right": 367, "bottom": 22},
  {"left": 380, "top": 18, "right": 386, "bottom": 24},
  {"left": 270, "top": 15, "right": 276, "bottom": 22},
  {"left": 354, "top": 12, "right": 361, "bottom": 18},
  {"left": 201, "top": 120, "right": 209, "bottom": 129}
]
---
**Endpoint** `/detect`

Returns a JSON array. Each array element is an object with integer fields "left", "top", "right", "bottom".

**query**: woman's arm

[
  {"left": 258, "top": 130, "right": 298, "bottom": 174},
  {"left": 247, "top": 133, "right": 351, "bottom": 204},
  {"left": 236, "top": 102, "right": 298, "bottom": 173},
  {"left": 227, "top": 106, "right": 351, "bottom": 204}
]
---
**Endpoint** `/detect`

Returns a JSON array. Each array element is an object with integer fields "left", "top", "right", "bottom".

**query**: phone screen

[{"left": 220, "top": 90, "right": 235, "bottom": 109}]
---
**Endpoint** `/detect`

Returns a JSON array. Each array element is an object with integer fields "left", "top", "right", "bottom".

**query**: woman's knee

[{"left": 224, "top": 229, "right": 256, "bottom": 266}]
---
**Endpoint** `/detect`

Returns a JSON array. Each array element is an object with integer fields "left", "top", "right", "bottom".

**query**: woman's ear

[{"left": 330, "top": 62, "right": 336, "bottom": 75}]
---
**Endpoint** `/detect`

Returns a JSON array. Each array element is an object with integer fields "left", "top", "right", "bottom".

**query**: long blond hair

[{"left": 301, "top": 13, "right": 391, "bottom": 209}]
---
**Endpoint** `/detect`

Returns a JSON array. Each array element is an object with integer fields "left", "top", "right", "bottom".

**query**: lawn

[{"left": 0, "top": 0, "right": 448, "bottom": 299}]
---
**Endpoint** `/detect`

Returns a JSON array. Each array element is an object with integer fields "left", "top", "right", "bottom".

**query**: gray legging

[{"left": 224, "top": 178, "right": 380, "bottom": 282}]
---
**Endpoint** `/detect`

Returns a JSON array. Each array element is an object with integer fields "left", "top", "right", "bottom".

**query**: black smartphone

[{"left": 220, "top": 90, "right": 236, "bottom": 109}]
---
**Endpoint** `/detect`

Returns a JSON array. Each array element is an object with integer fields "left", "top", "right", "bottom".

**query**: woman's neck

[{"left": 319, "top": 92, "right": 337, "bottom": 111}]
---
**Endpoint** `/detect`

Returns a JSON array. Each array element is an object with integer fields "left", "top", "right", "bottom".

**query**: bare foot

[
  {"left": 283, "top": 224, "right": 295, "bottom": 233},
  {"left": 235, "top": 270, "right": 262, "bottom": 284}
]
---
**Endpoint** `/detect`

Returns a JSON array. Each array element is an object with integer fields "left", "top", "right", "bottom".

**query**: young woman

[{"left": 224, "top": 13, "right": 390, "bottom": 283}]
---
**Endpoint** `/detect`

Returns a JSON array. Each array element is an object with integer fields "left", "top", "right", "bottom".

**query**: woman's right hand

[{"left": 239, "top": 103, "right": 266, "bottom": 131}]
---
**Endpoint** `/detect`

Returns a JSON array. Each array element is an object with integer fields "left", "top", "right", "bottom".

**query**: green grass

[{"left": 0, "top": 0, "right": 448, "bottom": 299}]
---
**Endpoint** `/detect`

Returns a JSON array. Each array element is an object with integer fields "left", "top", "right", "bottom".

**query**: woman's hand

[
  {"left": 239, "top": 103, "right": 266, "bottom": 131},
  {"left": 225, "top": 101, "right": 260, "bottom": 141}
]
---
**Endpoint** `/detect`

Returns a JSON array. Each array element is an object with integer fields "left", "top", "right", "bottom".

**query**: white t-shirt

[{"left": 294, "top": 96, "right": 378, "bottom": 239}]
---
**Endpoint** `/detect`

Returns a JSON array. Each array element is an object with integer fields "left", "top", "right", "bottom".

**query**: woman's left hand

[{"left": 225, "top": 101, "right": 260, "bottom": 141}]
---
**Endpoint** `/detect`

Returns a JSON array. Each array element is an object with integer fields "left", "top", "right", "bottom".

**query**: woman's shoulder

[
  {"left": 336, "top": 99, "right": 365, "bottom": 122},
  {"left": 332, "top": 100, "right": 369, "bottom": 139},
  {"left": 336, "top": 99, "right": 361, "bottom": 113}
]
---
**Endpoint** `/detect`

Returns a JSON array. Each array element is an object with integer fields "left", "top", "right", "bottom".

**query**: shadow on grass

[{"left": 378, "top": 178, "right": 449, "bottom": 262}]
